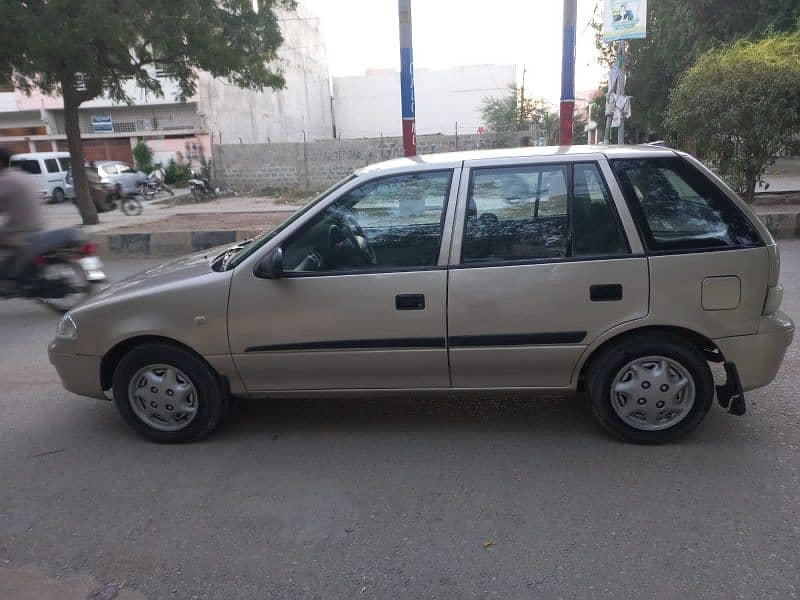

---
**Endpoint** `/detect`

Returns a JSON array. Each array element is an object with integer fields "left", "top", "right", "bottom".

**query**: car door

[
  {"left": 116, "top": 163, "right": 138, "bottom": 194},
  {"left": 446, "top": 155, "right": 649, "bottom": 389},
  {"left": 227, "top": 166, "right": 460, "bottom": 393}
]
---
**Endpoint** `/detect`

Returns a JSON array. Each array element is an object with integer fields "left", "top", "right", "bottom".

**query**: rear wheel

[
  {"left": 35, "top": 259, "right": 91, "bottom": 313},
  {"left": 586, "top": 334, "right": 714, "bottom": 444},
  {"left": 112, "top": 343, "right": 226, "bottom": 443},
  {"left": 52, "top": 187, "right": 65, "bottom": 203}
]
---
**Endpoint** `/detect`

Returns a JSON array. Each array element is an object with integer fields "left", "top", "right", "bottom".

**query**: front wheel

[
  {"left": 586, "top": 334, "right": 714, "bottom": 444},
  {"left": 121, "top": 197, "right": 143, "bottom": 216},
  {"left": 139, "top": 184, "right": 156, "bottom": 200},
  {"left": 112, "top": 343, "right": 227, "bottom": 443}
]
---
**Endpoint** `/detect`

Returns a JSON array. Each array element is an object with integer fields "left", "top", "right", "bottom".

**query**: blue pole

[
  {"left": 560, "top": 0, "right": 577, "bottom": 145},
  {"left": 398, "top": 0, "right": 416, "bottom": 156}
]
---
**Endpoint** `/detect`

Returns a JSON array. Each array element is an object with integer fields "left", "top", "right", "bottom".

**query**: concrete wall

[
  {"left": 333, "top": 64, "right": 516, "bottom": 139},
  {"left": 213, "top": 133, "right": 494, "bottom": 191},
  {"left": 197, "top": 2, "right": 333, "bottom": 144}
]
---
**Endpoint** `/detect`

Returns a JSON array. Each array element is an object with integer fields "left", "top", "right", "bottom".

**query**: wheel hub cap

[
  {"left": 610, "top": 355, "right": 696, "bottom": 431},
  {"left": 128, "top": 364, "right": 198, "bottom": 432}
]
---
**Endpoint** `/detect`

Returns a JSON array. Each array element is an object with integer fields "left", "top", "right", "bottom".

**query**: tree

[
  {"left": 132, "top": 141, "right": 154, "bottom": 174},
  {"left": 594, "top": 0, "right": 800, "bottom": 137},
  {"left": 481, "top": 84, "right": 561, "bottom": 147},
  {"left": 665, "top": 29, "right": 800, "bottom": 202},
  {"left": 0, "top": 0, "right": 294, "bottom": 224}
]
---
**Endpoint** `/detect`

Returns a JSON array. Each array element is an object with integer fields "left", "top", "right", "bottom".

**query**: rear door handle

[
  {"left": 590, "top": 284, "right": 623, "bottom": 302},
  {"left": 396, "top": 294, "right": 425, "bottom": 310}
]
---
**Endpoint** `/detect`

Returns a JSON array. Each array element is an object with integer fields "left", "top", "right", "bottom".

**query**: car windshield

[{"left": 223, "top": 174, "right": 357, "bottom": 270}]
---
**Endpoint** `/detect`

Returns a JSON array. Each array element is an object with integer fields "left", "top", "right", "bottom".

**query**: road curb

[{"left": 90, "top": 212, "right": 800, "bottom": 258}]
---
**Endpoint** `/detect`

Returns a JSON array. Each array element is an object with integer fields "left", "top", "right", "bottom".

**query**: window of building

[{"left": 610, "top": 157, "right": 762, "bottom": 252}]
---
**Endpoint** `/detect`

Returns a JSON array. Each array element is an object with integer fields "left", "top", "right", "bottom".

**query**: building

[
  {"left": 332, "top": 64, "right": 516, "bottom": 139},
  {"left": 0, "top": 2, "right": 332, "bottom": 166}
]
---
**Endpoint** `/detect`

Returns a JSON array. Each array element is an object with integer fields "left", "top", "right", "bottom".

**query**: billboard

[{"left": 603, "top": 0, "right": 647, "bottom": 42}]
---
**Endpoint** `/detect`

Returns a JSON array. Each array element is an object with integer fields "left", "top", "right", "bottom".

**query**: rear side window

[
  {"left": 610, "top": 157, "right": 762, "bottom": 252},
  {"left": 57, "top": 157, "right": 71, "bottom": 171},
  {"left": 462, "top": 162, "right": 629, "bottom": 263},
  {"left": 45, "top": 158, "right": 60, "bottom": 173},
  {"left": 11, "top": 159, "right": 42, "bottom": 174}
]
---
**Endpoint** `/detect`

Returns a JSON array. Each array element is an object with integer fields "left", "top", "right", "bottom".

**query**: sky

[{"left": 299, "top": 0, "right": 606, "bottom": 104}]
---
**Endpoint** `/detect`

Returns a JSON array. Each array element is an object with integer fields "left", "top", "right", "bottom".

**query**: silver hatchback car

[{"left": 50, "top": 145, "right": 794, "bottom": 444}]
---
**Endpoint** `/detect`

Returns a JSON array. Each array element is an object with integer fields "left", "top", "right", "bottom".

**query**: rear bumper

[
  {"left": 48, "top": 343, "right": 106, "bottom": 400},
  {"left": 714, "top": 311, "right": 795, "bottom": 391}
]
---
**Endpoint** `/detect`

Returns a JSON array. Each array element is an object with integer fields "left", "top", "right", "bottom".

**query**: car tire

[
  {"left": 586, "top": 333, "right": 714, "bottom": 444},
  {"left": 52, "top": 187, "right": 65, "bottom": 203},
  {"left": 112, "top": 342, "right": 227, "bottom": 443}
]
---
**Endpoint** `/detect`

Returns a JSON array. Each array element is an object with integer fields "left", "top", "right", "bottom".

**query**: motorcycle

[
  {"left": 139, "top": 172, "right": 174, "bottom": 200},
  {"left": 188, "top": 170, "right": 217, "bottom": 201},
  {"left": 99, "top": 186, "right": 143, "bottom": 216},
  {"left": 1, "top": 228, "right": 107, "bottom": 313}
]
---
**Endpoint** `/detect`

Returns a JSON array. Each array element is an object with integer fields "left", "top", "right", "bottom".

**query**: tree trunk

[
  {"left": 61, "top": 78, "right": 99, "bottom": 225},
  {"left": 744, "top": 168, "right": 758, "bottom": 204}
]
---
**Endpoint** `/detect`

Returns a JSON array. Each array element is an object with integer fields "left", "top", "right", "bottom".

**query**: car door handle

[
  {"left": 590, "top": 284, "right": 623, "bottom": 301},
  {"left": 396, "top": 294, "right": 425, "bottom": 310}
]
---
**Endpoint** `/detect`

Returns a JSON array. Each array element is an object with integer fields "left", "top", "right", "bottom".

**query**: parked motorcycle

[
  {"left": 188, "top": 170, "right": 217, "bottom": 201},
  {"left": 1, "top": 228, "right": 107, "bottom": 313},
  {"left": 139, "top": 171, "right": 174, "bottom": 200}
]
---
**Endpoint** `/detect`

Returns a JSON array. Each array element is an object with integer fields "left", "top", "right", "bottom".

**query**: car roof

[
  {"left": 356, "top": 144, "right": 680, "bottom": 174},
  {"left": 10, "top": 151, "right": 71, "bottom": 160}
]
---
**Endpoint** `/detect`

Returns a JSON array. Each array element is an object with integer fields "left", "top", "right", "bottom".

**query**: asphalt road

[{"left": 1, "top": 246, "right": 799, "bottom": 600}]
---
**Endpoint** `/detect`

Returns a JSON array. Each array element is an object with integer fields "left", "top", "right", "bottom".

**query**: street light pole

[
  {"left": 398, "top": 0, "right": 416, "bottom": 157},
  {"left": 559, "top": 0, "right": 577, "bottom": 145}
]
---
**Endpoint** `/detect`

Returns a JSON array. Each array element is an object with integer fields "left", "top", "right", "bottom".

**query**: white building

[{"left": 332, "top": 64, "right": 516, "bottom": 139}]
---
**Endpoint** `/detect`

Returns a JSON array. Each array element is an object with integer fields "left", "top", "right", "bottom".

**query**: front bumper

[
  {"left": 714, "top": 311, "right": 795, "bottom": 391},
  {"left": 48, "top": 343, "right": 106, "bottom": 400}
]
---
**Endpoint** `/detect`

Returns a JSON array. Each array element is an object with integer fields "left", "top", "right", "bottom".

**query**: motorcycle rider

[{"left": 0, "top": 147, "right": 46, "bottom": 284}]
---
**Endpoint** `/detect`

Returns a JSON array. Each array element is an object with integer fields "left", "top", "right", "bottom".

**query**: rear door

[
  {"left": 609, "top": 155, "right": 769, "bottom": 338},
  {"left": 446, "top": 155, "right": 649, "bottom": 389}
]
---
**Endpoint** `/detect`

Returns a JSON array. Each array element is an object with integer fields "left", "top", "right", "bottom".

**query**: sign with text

[{"left": 603, "top": 0, "right": 647, "bottom": 42}]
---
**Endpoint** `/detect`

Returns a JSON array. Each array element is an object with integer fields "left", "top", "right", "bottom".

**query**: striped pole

[
  {"left": 398, "top": 0, "right": 416, "bottom": 157},
  {"left": 559, "top": 0, "right": 577, "bottom": 145}
]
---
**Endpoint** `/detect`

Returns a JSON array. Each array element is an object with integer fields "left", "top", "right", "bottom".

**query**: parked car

[
  {"left": 49, "top": 145, "right": 794, "bottom": 444},
  {"left": 65, "top": 160, "right": 147, "bottom": 199},
  {"left": 9, "top": 151, "right": 71, "bottom": 202}
]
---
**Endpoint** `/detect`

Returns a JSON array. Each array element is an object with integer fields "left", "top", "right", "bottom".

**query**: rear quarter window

[
  {"left": 11, "top": 159, "right": 42, "bottom": 174},
  {"left": 610, "top": 157, "right": 762, "bottom": 252}
]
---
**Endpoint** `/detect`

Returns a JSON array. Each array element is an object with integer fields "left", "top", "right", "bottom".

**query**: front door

[
  {"left": 228, "top": 168, "right": 459, "bottom": 393},
  {"left": 447, "top": 158, "right": 649, "bottom": 389}
]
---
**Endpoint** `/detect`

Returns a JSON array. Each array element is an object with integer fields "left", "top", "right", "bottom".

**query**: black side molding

[
  {"left": 245, "top": 337, "right": 446, "bottom": 353},
  {"left": 449, "top": 331, "right": 586, "bottom": 347}
]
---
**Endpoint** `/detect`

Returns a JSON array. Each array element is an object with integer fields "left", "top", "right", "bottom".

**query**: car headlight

[{"left": 56, "top": 314, "right": 78, "bottom": 340}]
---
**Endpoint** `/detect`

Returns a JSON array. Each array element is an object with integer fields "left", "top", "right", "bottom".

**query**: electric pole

[
  {"left": 398, "top": 0, "right": 416, "bottom": 157},
  {"left": 559, "top": 0, "right": 577, "bottom": 145}
]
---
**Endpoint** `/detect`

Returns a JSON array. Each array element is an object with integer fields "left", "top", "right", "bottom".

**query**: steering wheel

[{"left": 338, "top": 214, "right": 377, "bottom": 265}]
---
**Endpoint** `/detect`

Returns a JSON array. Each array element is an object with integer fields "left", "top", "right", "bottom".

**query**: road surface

[{"left": 1, "top": 247, "right": 799, "bottom": 599}]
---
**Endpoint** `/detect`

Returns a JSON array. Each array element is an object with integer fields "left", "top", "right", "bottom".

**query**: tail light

[{"left": 81, "top": 242, "right": 98, "bottom": 256}]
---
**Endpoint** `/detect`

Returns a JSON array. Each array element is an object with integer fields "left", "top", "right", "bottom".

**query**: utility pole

[
  {"left": 559, "top": 0, "right": 577, "bottom": 145},
  {"left": 519, "top": 65, "right": 527, "bottom": 129},
  {"left": 398, "top": 0, "right": 416, "bottom": 157}
]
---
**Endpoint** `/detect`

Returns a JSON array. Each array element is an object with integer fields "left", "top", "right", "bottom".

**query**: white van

[{"left": 9, "top": 151, "right": 72, "bottom": 203}]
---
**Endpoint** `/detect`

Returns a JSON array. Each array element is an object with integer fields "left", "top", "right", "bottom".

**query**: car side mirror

[{"left": 254, "top": 247, "right": 284, "bottom": 279}]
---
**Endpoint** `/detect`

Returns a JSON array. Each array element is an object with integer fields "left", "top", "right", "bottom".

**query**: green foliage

[
  {"left": 665, "top": 29, "right": 800, "bottom": 201},
  {"left": 132, "top": 141, "right": 154, "bottom": 174},
  {"left": 164, "top": 158, "right": 193, "bottom": 187},
  {"left": 481, "top": 84, "right": 560, "bottom": 147},
  {"left": 595, "top": 1, "right": 800, "bottom": 136}
]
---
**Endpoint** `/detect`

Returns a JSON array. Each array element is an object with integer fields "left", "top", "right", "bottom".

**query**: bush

[
  {"left": 164, "top": 158, "right": 192, "bottom": 187},
  {"left": 132, "top": 141, "right": 154, "bottom": 173}
]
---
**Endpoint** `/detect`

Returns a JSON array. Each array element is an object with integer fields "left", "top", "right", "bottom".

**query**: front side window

[
  {"left": 462, "top": 162, "right": 628, "bottom": 263},
  {"left": 11, "top": 159, "right": 42, "bottom": 175},
  {"left": 283, "top": 170, "right": 453, "bottom": 273},
  {"left": 44, "top": 158, "right": 60, "bottom": 173},
  {"left": 610, "top": 157, "right": 762, "bottom": 251},
  {"left": 117, "top": 163, "right": 135, "bottom": 174},
  {"left": 57, "top": 157, "right": 71, "bottom": 172}
]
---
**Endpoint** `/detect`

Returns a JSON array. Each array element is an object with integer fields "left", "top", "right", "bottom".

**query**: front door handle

[
  {"left": 590, "top": 284, "right": 623, "bottom": 301},
  {"left": 396, "top": 294, "right": 425, "bottom": 310}
]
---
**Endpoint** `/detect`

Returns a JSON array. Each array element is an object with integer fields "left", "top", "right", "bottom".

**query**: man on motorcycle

[{"left": 0, "top": 147, "right": 46, "bottom": 284}]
